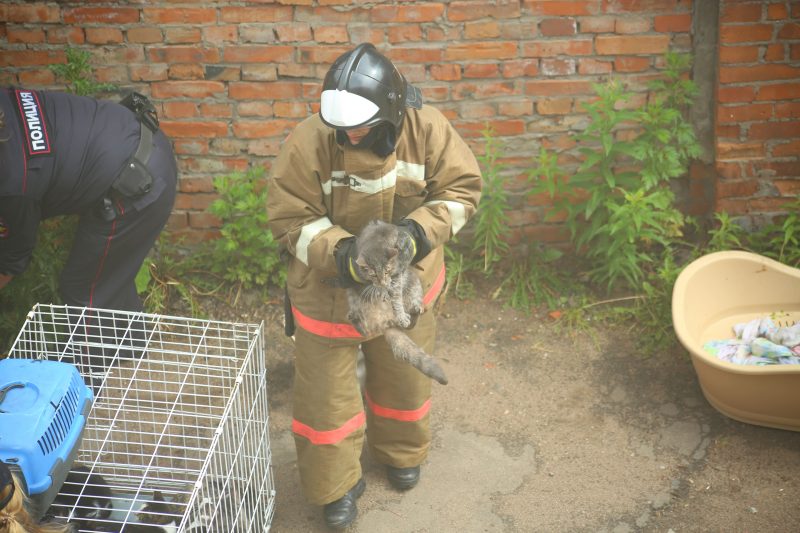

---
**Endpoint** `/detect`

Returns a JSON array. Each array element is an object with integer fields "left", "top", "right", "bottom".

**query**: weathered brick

[
  {"left": 277, "top": 63, "right": 316, "bottom": 78},
  {"left": 792, "top": 44, "right": 800, "bottom": 61},
  {"left": 716, "top": 124, "right": 741, "bottom": 139},
  {"left": 130, "top": 64, "right": 168, "bottom": 82},
  {"left": 501, "top": 59, "right": 539, "bottom": 78},
  {"left": 773, "top": 179, "right": 800, "bottom": 196},
  {"left": 203, "top": 25, "right": 238, "bottom": 44},
  {"left": 448, "top": 0, "right": 520, "bottom": 21},
  {"left": 18, "top": 69, "right": 55, "bottom": 86},
  {"left": 7, "top": 27, "right": 46, "bottom": 44},
  {"left": 720, "top": 24, "right": 774, "bottom": 44},
  {"left": 169, "top": 64, "right": 205, "bottom": 80},
  {"left": 464, "top": 63, "right": 500, "bottom": 78},
  {"left": 718, "top": 103, "right": 773, "bottom": 123},
  {"left": 431, "top": 63, "right": 462, "bottom": 81},
  {"left": 773, "top": 139, "right": 800, "bottom": 157},
  {"left": 465, "top": 21, "right": 501, "bottom": 39},
  {"left": 165, "top": 28, "right": 202, "bottom": 44},
  {"left": 654, "top": 13, "right": 692, "bottom": 32},
  {"left": 312, "top": 25, "right": 348, "bottom": 43},
  {"left": 143, "top": 8, "right": 216, "bottom": 24},
  {"left": 541, "top": 58, "right": 576, "bottom": 76},
  {"left": 220, "top": 6, "right": 293, "bottom": 23},
  {"left": 717, "top": 180, "right": 760, "bottom": 199},
  {"left": 499, "top": 100, "right": 534, "bottom": 116},
  {"left": 715, "top": 198, "right": 749, "bottom": 215},
  {"left": 388, "top": 47, "right": 443, "bottom": 63},
  {"left": 86, "top": 27, "right": 123, "bottom": 45},
  {"left": 230, "top": 81, "right": 303, "bottom": 100},
  {"left": 200, "top": 103, "right": 233, "bottom": 118},
  {"left": 223, "top": 46, "right": 293, "bottom": 63},
  {"left": 5, "top": 4, "right": 59, "bottom": 23},
  {"left": 174, "top": 193, "right": 218, "bottom": 212},
  {"left": 720, "top": 65, "right": 800, "bottom": 83},
  {"left": 524, "top": 79, "right": 593, "bottom": 96},
  {"left": 540, "top": 18, "right": 576, "bottom": 36},
  {"left": 615, "top": 56, "right": 651, "bottom": 72},
  {"left": 204, "top": 66, "right": 240, "bottom": 82},
  {"left": 163, "top": 102, "right": 199, "bottom": 119},
  {"left": 537, "top": 98, "right": 573, "bottom": 115},
  {"left": 524, "top": 1, "right": 598, "bottom": 16},
  {"left": 63, "top": 7, "right": 140, "bottom": 24},
  {"left": 579, "top": 58, "right": 613, "bottom": 74},
  {"left": 596, "top": 35, "right": 670, "bottom": 55},
  {"left": 0, "top": 49, "right": 62, "bottom": 67},
  {"left": 718, "top": 86, "right": 756, "bottom": 103},
  {"left": 371, "top": 4, "right": 445, "bottom": 23},
  {"left": 127, "top": 27, "right": 163, "bottom": 44},
  {"left": 234, "top": 119, "right": 298, "bottom": 139},
  {"left": 445, "top": 41, "right": 517, "bottom": 60},
  {"left": 748, "top": 120, "right": 800, "bottom": 140},
  {"left": 149, "top": 46, "right": 220, "bottom": 64},
  {"left": 764, "top": 43, "right": 786, "bottom": 62},
  {"left": 778, "top": 22, "right": 800, "bottom": 40},
  {"left": 775, "top": 102, "right": 800, "bottom": 119},
  {"left": 47, "top": 27, "right": 85, "bottom": 44},
  {"left": 151, "top": 81, "right": 226, "bottom": 98},
  {"left": 452, "top": 81, "right": 516, "bottom": 100},
  {"left": 719, "top": 45, "right": 760, "bottom": 64},
  {"left": 522, "top": 39, "right": 593, "bottom": 57},
  {"left": 716, "top": 161, "right": 742, "bottom": 180},
  {"left": 718, "top": 141, "right": 765, "bottom": 159},
  {"left": 274, "top": 101, "right": 309, "bottom": 118},
  {"left": 615, "top": 16, "right": 651, "bottom": 34},
  {"left": 160, "top": 120, "right": 228, "bottom": 138},
  {"left": 767, "top": 3, "right": 788, "bottom": 20},
  {"left": 389, "top": 25, "right": 425, "bottom": 42},
  {"left": 721, "top": 3, "right": 763, "bottom": 23},
  {"left": 580, "top": 16, "right": 615, "bottom": 33}
]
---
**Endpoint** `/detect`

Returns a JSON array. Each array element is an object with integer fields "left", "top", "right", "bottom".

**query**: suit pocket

[{"left": 393, "top": 178, "right": 427, "bottom": 221}]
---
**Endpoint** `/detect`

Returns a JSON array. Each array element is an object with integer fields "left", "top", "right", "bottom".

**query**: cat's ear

[{"left": 387, "top": 247, "right": 398, "bottom": 258}]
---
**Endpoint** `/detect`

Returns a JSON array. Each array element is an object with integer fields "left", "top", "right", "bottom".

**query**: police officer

[
  {"left": 0, "top": 88, "right": 177, "bottom": 325},
  {"left": 267, "top": 43, "right": 482, "bottom": 529}
]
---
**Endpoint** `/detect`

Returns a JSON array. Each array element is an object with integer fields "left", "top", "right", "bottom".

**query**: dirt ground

[{"left": 220, "top": 285, "right": 800, "bottom": 533}]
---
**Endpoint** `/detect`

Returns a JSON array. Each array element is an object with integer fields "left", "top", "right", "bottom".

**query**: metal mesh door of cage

[{"left": 7, "top": 303, "right": 276, "bottom": 532}]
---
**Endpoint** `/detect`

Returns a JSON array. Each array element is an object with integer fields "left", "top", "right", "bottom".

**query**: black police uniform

[{"left": 0, "top": 88, "right": 177, "bottom": 312}]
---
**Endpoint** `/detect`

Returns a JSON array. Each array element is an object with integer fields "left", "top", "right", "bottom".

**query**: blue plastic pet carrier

[{"left": 0, "top": 358, "right": 93, "bottom": 518}]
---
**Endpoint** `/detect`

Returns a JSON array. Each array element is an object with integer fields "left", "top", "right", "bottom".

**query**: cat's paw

[{"left": 396, "top": 312, "right": 411, "bottom": 329}]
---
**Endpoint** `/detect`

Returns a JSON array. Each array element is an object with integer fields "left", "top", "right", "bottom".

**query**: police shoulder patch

[{"left": 14, "top": 89, "right": 52, "bottom": 157}]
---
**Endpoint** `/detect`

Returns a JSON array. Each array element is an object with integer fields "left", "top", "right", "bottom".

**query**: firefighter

[
  {"left": 267, "top": 43, "right": 482, "bottom": 529},
  {"left": 0, "top": 88, "right": 176, "bottom": 310}
]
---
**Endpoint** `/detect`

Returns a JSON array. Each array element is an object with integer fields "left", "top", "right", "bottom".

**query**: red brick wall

[
  {"left": 0, "top": 0, "right": 731, "bottom": 245},
  {"left": 716, "top": 0, "right": 800, "bottom": 226}
]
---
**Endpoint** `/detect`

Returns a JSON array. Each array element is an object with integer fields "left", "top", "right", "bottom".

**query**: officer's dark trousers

[{"left": 59, "top": 130, "right": 177, "bottom": 375}]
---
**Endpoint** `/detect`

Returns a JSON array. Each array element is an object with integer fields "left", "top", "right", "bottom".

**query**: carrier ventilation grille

[{"left": 37, "top": 373, "right": 83, "bottom": 455}]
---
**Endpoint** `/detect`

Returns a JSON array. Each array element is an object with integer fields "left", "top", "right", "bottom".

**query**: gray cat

[{"left": 346, "top": 220, "right": 448, "bottom": 385}]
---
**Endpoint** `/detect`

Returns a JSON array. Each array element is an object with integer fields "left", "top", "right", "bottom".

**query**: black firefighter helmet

[{"left": 320, "top": 43, "right": 423, "bottom": 135}]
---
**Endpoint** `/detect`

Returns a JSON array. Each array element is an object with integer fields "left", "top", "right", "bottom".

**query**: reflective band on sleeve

[
  {"left": 293, "top": 264, "right": 446, "bottom": 338},
  {"left": 396, "top": 160, "right": 425, "bottom": 181},
  {"left": 296, "top": 216, "right": 333, "bottom": 266},
  {"left": 292, "top": 411, "right": 366, "bottom": 445},
  {"left": 365, "top": 392, "right": 431, "bottom": 422},
  {"left": 424, "top": 200, "right": 468, "bottom": 235}
]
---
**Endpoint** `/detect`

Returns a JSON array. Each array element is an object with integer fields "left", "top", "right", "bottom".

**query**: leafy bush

[
  {"left": 207, "top": 165, "right": 285, "bottom": 291},
  {"left": 49, "top": 47, "right": 116, "bottom": 96},
  {"left": 531, "top": 52, "right": 701, "bottom": 291}
]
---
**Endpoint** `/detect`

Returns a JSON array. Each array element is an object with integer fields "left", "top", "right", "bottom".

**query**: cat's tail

[{"left": 384, "top": 328, "right": 448, "bottom": 385}]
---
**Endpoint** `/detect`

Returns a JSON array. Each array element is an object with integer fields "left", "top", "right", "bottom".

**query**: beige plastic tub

[{"left": 672, "top": 250, "right": 800, "bottom": 431}]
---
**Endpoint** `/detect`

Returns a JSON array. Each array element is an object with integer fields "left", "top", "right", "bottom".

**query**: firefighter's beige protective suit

[{"left": 267, "top": 104, "right": 482, "bottom": 505}]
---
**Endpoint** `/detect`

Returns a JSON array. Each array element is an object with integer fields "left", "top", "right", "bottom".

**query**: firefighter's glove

[
  {"left": 334, "top": 237, "right": 364, "bottom": 288},
  {"left": 396, "top": 219, "right": 432, "bottom": 264}
]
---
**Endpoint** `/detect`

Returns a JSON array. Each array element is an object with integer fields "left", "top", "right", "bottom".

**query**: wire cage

[{"left": 7, "top": 303, "right": 275, "bottom": 532}]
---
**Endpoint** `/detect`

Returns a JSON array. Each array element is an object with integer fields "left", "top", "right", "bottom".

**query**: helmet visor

[{"left": 320, "top": 89, "right": 380, "bottom": 130}]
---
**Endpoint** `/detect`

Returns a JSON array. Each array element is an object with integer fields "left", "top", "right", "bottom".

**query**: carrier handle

[{"left": 0, "top": 383, "right": 24, "bottom": 412}]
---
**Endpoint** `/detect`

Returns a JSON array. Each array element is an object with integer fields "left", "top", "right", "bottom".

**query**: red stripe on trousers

[
  {"left": 89, "top": 218, "right": 118, "bottom": 307},
  {"left": 292, "top": 411, "right": 366, "bottom": 445},
  {"left": 365, "top": 391, "right": 431, "bottom": 422},
  {"left": 293, "top": 264, "right": 446, "bottom": 338}
]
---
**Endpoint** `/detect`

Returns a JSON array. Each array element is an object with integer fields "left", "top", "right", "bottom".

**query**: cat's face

[{"left": 356, "top": 247, "right": 398, "bottom": 288}]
